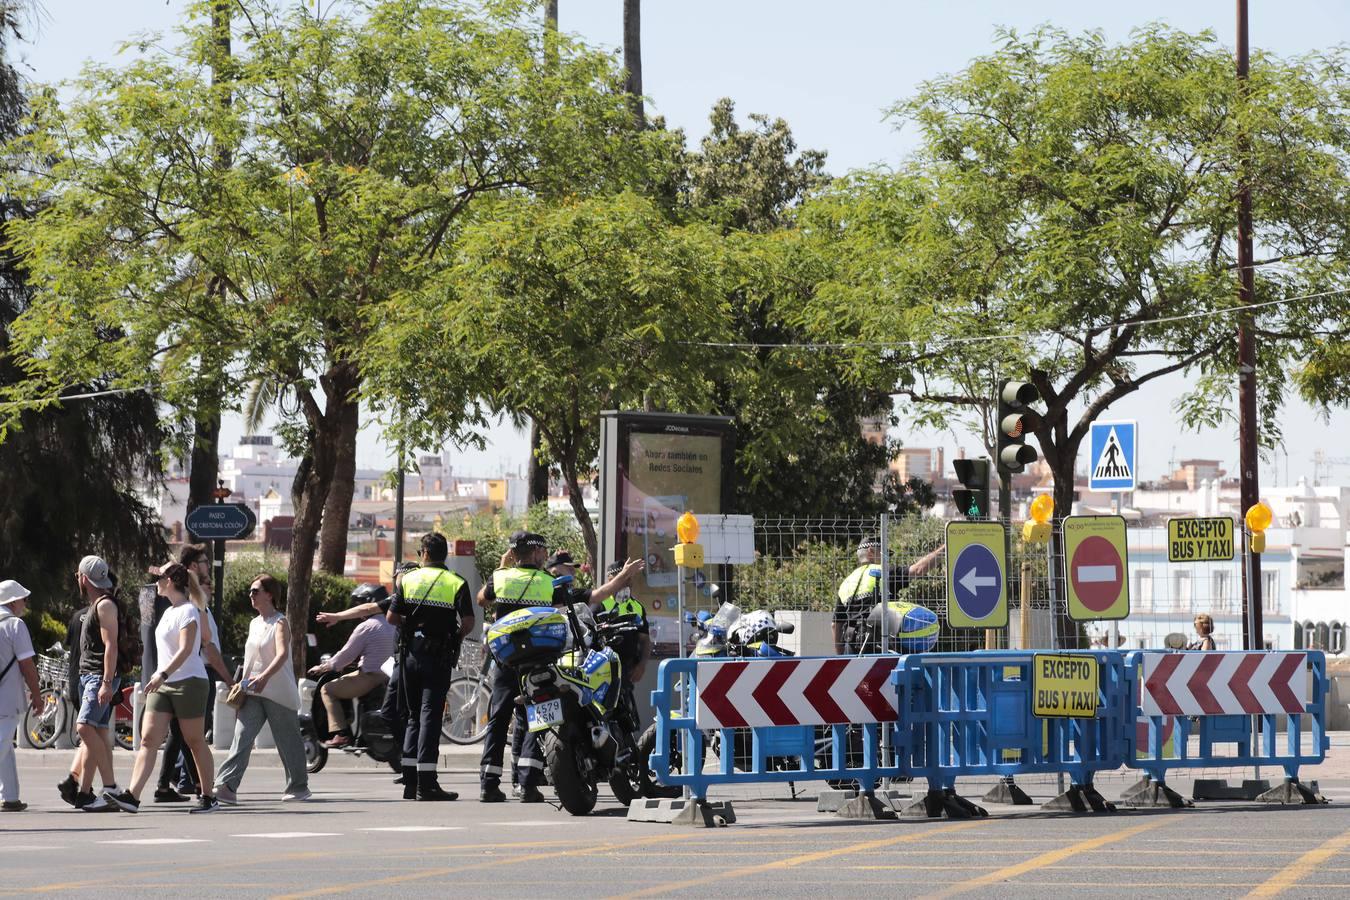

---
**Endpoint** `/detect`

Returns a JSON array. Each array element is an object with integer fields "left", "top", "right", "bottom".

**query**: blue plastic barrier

[
  {"left": 890, "top": 650, "right": 1131, "bottom": 810},
  {"left": 647, "top": 657, "right": 902, "bottom": 801},
  {"left": 1127, "top": 650, "right": 1330, "bottom": 793}
]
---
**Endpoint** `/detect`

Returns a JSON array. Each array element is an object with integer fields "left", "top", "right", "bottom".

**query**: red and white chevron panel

[
  {"left": 1141, "top": 652, "right": 1307, "bottom": 717},
  {"left": 695, "top": 658, "right": 897, "bottom": 729}
]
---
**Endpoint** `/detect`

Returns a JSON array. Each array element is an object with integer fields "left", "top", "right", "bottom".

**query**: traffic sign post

[
  {"left": 1063, "top": 515, "right": 1130, "bottom": 621},
  {"left": 945, "top": 521, "right": 1008, "bottom": 628}
]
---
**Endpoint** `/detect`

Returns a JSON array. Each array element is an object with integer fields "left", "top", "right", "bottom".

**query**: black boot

[
  {"left": 401, "top": 767, "right": 417, "bottom": 800},
  {"left": 416, "top": 771, "right": 458, "bottom": 802}
]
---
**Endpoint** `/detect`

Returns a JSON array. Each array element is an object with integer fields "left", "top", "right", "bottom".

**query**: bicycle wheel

[
  {"left": 23, "top": 689, "right": 67, "bottom": 749},
  {"left": 442, "top": 674, "right": 490, "bottom": 744}
]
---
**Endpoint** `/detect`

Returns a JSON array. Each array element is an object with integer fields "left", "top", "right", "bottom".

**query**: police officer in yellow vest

[
  {"left": 476, "top": 531, "right": 570, "bottom": 803},
  {"left": 387, "top": 533, "right": 473, "bottom": 801},
  {"left": 833, "top": 536, "right": 944, "bottom": 654}
]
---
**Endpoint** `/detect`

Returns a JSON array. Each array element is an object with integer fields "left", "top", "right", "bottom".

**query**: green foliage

[
  {"left": 219, "top": 552, "right": 354, "bottom": 657},
  {"left": 446, "top": 503, "right": 589, "bottom": 587}
]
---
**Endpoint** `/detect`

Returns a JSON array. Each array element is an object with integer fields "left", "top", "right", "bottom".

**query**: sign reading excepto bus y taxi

[
  {"left": 1166, "top": 516, "right": 1235, "bottom": 563},
  {"left": 1033, "top": 654, "right": 1100, "bottom": 718}
]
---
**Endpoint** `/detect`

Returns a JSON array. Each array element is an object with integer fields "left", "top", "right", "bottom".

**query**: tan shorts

[{"left": 146, "top": 677, "right": 210, "bottom": 719}]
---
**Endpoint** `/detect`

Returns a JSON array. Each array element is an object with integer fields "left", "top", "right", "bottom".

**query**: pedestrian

[
  {"left": 477, "top": 530, "right": 568, "bottom": 803},
  {"left": 103, "top": 562, "right": 218, "bottom": 814},
  {"left": 214, "top": 574, "right": 310, "bottom": 805},
  {"left": 1187, "top": 614, "right": 1216, "bottom": 651},
  {"left": 155, "top": 553, "right": 233, "bottom": 802},
  {"left": 68, "top": 556, "right": 123, "bottom": 811},
  {"left": 308, "top": 582, "right": 395, "bottom": 748},
  {"left": 0, "top": 581, "right": 44, "bottom": 812},
  {"left": 832, "top": 536, "right": 944, "bottom": 655},
  {"left": 388, "top": 533, "right": 473, "bottom": 801}
]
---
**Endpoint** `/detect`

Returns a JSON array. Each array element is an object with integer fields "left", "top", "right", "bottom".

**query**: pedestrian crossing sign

[{"left": 1088, "top": 420, "right": 1136, "bottom": 491}]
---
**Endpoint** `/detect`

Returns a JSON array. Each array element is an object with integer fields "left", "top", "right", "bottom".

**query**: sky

[{"left": 13, "top": 0, "right": 1347, "bottom": 486}]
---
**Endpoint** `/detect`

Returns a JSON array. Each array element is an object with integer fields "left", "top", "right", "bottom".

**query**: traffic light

[
  {"left": 952, "top": 458, "right": 991, "bottom": 520},
  {"left": 997, "top": 380, "right": 1043, "bottom": 475}
]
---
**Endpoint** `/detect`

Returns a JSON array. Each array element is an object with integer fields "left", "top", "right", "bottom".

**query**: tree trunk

[
  {"left": 527, "top": 420, "right": 549, "bottom": 506},
  {"left": 560, "top": 452, "right": 597, "bottom": 566},
  {"left": 544, "top": 0, "right": 559, "bottom": 70},
  {"left": 285, "top": 364, "right": 356, "bottom": 675},
  {"left": 317, "top": 393, "right": 359, "bottom": 574},
  {"left": 1040, "top": 422, "right": 1084, "bottom": 651},
  {"left": 622, "top": 0, "right": 643, "bottom": 127},
  {"left": 187, "top": 402, "right": 220, "bottom": 512}
]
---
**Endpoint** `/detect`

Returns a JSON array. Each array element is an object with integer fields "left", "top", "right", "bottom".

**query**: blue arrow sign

[
  {"left": 185, "top": 503, "right": 256, "bottom": 541},
  {"left": 952, "top": 543, "right": 1002, "bottom": 621}
]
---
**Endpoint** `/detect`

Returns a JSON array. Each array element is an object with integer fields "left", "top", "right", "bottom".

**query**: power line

[{"left": 681, "top": 288, "right": 1348, "bottom": 352}]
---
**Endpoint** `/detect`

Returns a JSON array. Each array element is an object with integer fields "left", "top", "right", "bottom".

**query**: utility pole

[{"left": 1236, "top": 0, "right": 1264, "bottom": 650}]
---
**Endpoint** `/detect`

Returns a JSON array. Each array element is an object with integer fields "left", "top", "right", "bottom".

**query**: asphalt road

[{"left": 3, "top": 754, "right": 1350, "bottom": 899}]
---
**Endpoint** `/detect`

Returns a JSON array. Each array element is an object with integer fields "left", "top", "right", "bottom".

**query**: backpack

[{"left": 108, "top": 594, "right": 140, "bottom": 677}]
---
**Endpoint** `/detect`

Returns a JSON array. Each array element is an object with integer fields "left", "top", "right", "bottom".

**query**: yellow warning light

[
  {"left": 676, "top": 511, "right": 700, "bottom": 545},
  {"left": 1245, "top": 501, "right": 1272, "bottom": 534},
  {"left": 1030, "top": 494, "right": 1054, "bottom": 525}
]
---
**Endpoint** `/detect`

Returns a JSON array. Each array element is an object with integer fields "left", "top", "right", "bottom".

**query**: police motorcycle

[
  {"left": 487, "top": 600, "right": 651, "bottom": 815},
  {"left": 299, "top": 655, "right": 400, "bottom": 775}
]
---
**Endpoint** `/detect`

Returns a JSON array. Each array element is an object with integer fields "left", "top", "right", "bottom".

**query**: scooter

[{"left": 299, "top": 655, "right": 400, "bottom": 774}]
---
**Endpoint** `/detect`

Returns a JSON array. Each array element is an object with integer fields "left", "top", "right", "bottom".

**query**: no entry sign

[{"left": 1063, "top": 515, "right": 1129, "bottom": 621}]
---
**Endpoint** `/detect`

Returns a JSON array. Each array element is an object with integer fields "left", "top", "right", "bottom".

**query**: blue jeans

[{"left": 76, "top": 673, "right": 119, "bottom": 728}]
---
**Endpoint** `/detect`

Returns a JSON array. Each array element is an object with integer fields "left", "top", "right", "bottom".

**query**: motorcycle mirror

[
  {"left": 776, "top": 621, "right": 795, "bottom": 634},
  {"left": 696, "top": 610, "right": 712, "bottom": 623}
]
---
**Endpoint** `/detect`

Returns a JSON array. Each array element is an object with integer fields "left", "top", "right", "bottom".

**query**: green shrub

[
  {"left": 219, "top": 553, "right": 355, "bottom": 664},
  {"left": 447, "top": 503, "right": 589, "bottom": 587}
]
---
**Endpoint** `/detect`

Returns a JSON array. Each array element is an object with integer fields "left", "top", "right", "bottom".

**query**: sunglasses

[{"left": 248, "top": 587, "right": 265, "bottom": 596}]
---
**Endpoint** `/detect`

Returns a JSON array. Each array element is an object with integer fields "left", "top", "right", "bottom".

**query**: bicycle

[
  {"left": 23, "top": 650, "right": 71, "bottom": 749},
  {"left": 442, "top": 638, "right": 490, "bottom": 744}
]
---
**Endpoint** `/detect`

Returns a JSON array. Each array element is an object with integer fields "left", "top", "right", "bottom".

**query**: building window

[
  {"left": 1173, "top": 571, "right": 1193, "bottom": 612},
  {"left": 1331, "top": 622, "right": 1346, "bottom": 656},
  {"left": 1212, "top": 571, "right": 1231, "bottom": 612},
  {"left": 1263, "top": 570, "right": 1279, "bottom": 612},
  {"left": 1134, "top": 570, "right": 1153, "bottom": 611}
]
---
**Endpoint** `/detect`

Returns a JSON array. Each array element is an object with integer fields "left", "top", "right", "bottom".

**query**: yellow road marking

[
  {"left": 923, "top": 817, "right": 1173, "bottom": 898},
  {"left": 607, "top": 821, "right": 986, "bottom": 899},
  {"left": 1248, "top": 827, "right": 1350, "bottom": 897},
  {"left": 271, "top": 832, "right": 706, "bottom": 900}
]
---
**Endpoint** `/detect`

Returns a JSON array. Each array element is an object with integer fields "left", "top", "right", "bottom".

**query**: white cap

[{"left": 0, "top": 580, "right": 31, "bottom": 606}]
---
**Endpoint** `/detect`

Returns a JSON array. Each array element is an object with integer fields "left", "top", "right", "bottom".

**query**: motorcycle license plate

[{"left": 526, "top": 699, "right": 563, "bottom": 732}]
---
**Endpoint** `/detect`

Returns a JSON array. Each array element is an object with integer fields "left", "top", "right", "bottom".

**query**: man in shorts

[{"left": 70, "top": 556, "right": 122, "bottom": 811}]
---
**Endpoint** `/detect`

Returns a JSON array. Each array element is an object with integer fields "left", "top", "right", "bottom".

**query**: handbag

[{"left": 225, "top": 681, "right": 246, "bottom": 710}]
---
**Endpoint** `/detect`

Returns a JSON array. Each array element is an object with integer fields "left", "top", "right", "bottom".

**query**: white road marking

[
  {"left": 98, "top": 838, "right": 210, "bottom": 845},
  {"left": 230, "top": 832, "right": 341, "bottom": 839},
  {"left": 1076, "top": 565, "right": 1117, "bottom": 583},
  {"left": 359, "top": 826, "right": 464, "bottom": 832},
  {"left": 0, "top": 845, "right": 65, "bottom": 852},
  {"left": 485, "top": 820, "right": 569, "bottom": 826}
]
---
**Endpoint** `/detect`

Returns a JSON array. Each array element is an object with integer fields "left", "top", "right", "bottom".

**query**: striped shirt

[{"left": 329, "top": 615, "right": 397, "bottom": 674}]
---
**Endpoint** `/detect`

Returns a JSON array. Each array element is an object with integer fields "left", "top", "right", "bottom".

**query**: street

[{"left": 2, "top": 749, "right": 1348, "bottom": 898}]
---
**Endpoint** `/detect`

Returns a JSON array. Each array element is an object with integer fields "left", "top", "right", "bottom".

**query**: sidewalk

[{"left": 12, "top": 742, "right": 484, "bottom": 773}]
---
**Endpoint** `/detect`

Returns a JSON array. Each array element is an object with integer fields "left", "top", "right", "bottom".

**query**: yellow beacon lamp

[
  {"left": 1022, "top": 493, "right": 1053, "bottom": 544},
  {"left": 673, "top": 511, "right": 703, "bottom": 568},
  {"left": 1245, "top": 501, "right": 1272, "bottom": 554}
]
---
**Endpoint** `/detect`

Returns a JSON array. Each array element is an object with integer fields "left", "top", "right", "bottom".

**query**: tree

[
  {"left": 622, "top": 0, "right": 643, "bottom": 127},
  {"left": 0, "top": 1, "right": 165, "bottom": 634},
  {"left": 805, "top": 27, "right": 1350, "bottom": 522},
  {"left": 3, "top": 0, "right": 643, "bottom": 671},
  {"left": 436, "top": 192, "right": 730, "bottom": 562}
]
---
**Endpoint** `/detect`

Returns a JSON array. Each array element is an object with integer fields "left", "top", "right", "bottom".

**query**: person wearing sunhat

[
  {"left": 475, "top": 530, "right": 570, "bottom": 803},
  {"left": 0, "top": 581, "right": 43, "bottom": 811}
]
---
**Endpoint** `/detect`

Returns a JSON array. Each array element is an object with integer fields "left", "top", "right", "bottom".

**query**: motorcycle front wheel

[
  {"left": 543, "top": 732, "right": 598, "bottom": 816},
  {"left": 302, "top": 725, "right": 329, "bottom": 774}
]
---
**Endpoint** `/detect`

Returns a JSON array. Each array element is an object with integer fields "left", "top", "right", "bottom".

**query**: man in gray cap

[
  {"left": 68, "top": 556, "right": 122, "bottom": 810},
  {"left": 0, "top": 581, "right": 43, "bottom": 811}
]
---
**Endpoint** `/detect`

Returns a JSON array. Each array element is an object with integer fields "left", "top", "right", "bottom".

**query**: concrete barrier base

[
  {"left": 983, "top": 777, "right": 1033, "bottom": 805},
  {"left": 1119, "top": 776, "right": 1191, "bottom": 808},
  {"left": 1192, "top": 778, "right": 1271, "bottom": 801},
  {"left": 836, "top": 792, "right": 898, "bottom": 820},
  {"left": 1043, "top": 783, "right": 1116, "bottom": 813},
  {"left": 902, "top": 788, "right": 988, "bottom": 819},
  {"left": 816, "top": 788, "right": 857, "bottom": 812},
  {"left": 626, "top": 798, "right": 736, "bottom": 826},
  {"left": 1256, "top": 778, "right": 1327, "bottom": 805}
]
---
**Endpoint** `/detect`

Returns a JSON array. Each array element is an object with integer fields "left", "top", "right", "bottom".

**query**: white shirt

[
  {"left": 243, "top": 612, "right": 299, "bottom": 710},
  {"left": 155, "top": 601, "right": 209, "bottom": 683},
  {"left": 0, "top": 607, "right": 35, "bottom": 718}
]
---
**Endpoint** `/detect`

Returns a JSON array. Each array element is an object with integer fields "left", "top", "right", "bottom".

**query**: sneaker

[
  {"left": 479, "top": 785, "right": 507, "bottom": 803},
  {"left": 58, "top": 776, "right": 78, "bottom": 807},
  {"left": 105, "top": 789, "right": 140, "bottom": 814},
  {"left": 1, "top": 800, "right": 27, "bottom": 812},
  {"left": 214, "top": 785, "right": 239, "bottom": 806},
  {"left": 281, "top": 788, "right": 312, "bottom": 802},
  {"left": 154, "top": 788, "right": 189, "bottom": 803},
  {"left": 80, "top": 795, "right": 118, "bottom": 813},
  {"left": 189, "top": 796, "right": 220, "bottom": 814}
]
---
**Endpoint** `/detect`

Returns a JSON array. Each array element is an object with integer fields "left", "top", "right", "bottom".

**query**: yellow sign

[
  {"left": 1166, "top": 517, "right": 1234, "bottom": 562},
  {"left": 1062, "top": 515, "right": 1129, "bottom": 621},
  {"left": 944, "top": 521, "right": 1007, "bottom": 628},
  {"left": 1033, "top": 654, "right": 1100, "bottom": 718}
]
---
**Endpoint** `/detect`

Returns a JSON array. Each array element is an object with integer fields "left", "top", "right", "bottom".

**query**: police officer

[
  {"left": 477, "top": 530, "right": 569, "bottom": 803},
  {"left": 387, "top": 533, "right": 473, "bottom": 801},
  {"left": 833, "top": 536, "right": 944, "bottom": 654}
]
